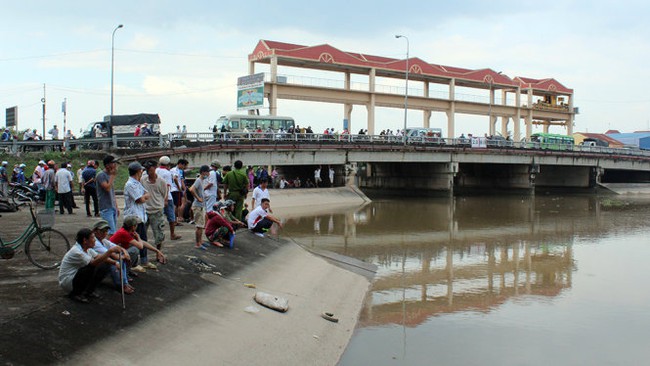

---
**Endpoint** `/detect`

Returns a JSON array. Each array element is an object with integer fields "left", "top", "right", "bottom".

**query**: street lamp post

[
  {"left": 395, "top": 35, "right": 409, "bottom": 145},
  {"left": 111, "top": 24, "right": 124, "bottom": 118}
]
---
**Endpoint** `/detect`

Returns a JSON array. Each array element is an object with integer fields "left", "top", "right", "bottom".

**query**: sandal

[
  {"left": 171, "top": 235, "right": 182, "bottom": 240},
  {"left": 123, "top": 285, "right": 135, "bottom": 294}
]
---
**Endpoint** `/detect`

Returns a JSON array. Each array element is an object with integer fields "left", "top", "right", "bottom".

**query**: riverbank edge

[{"left": 0, "top": 186, "right": 374, "bottom": 366}]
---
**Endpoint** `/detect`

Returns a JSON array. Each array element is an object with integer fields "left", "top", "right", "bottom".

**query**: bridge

[
  {"left": 3, "top": 132, "right": 650, "bottom": 194},
  {"left": 106, "top": 133, "right": 650, "bottom": 196}
]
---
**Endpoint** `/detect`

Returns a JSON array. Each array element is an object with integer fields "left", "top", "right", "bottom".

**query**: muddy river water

[{"left": 283, "top": 195, "right": 650, "bottom": 366}]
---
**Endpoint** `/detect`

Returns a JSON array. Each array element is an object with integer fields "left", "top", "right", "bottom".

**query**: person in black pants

[
  {"left": 58, "top": 228, "right": 126, "bottom": 303},
  {"left": 81, "top": 160, "right": 99, "bottom": 217}
]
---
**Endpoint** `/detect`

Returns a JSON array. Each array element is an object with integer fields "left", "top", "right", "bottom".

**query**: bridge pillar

[
  {"left": 269, "top": 56, "right": 278, "bottom": 116},
  {"left": 423, "top": 81, "right": 431, "bottom": 129},
  {"left": 526, "top": 89, "right": 533, "bottom": 139},
  {"left": 448, "top": 79, "right": 456, "bottom": 137},
  {"left": 344, "top": 72, "right": 352, "bottom": 132},
  {"left": 514, "top": 87, "right": 521, "bottom": 141},
  {"left": 367, "top": 68, "right": 376, "bottom": 134}
]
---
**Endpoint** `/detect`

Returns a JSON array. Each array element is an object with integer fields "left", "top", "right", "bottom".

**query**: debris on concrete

[{"left": 254, "top": 291, "right": 289, "bottom": 312}]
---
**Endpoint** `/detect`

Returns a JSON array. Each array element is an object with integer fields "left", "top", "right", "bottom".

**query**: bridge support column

[
  {"left": 514, "top": 87, "right": 522, "bottom": 141},
  {"left": 501, "top": 116, "right": 509, "bottom": 138},
  {"left": 423, "top": 81, "right": 431, "bottom": 129},
  {"left": 367, "top": 68, "right": 376, "bottom": 134},
  {"left": 448, "top": 79, "right": 456, "bottom": 138},
  {"left": 344, "top": 72, "right": 352, "bottom": 132},
  {"left": 525, "top": 89, "right": 533, "bottom": 139},
  {"left": 269, "top": 56, "right": 278, "bottom": 116},
  {"left": 447, "top": 104, "right": 456, "bottom": 139},
  {"left": 423, "top": 110, "right": 431, "bottom": 129}
]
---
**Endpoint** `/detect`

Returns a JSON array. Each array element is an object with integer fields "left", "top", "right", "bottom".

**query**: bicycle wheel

[{"left": 25, "top": 228, "right": 70, "bottom": 270}]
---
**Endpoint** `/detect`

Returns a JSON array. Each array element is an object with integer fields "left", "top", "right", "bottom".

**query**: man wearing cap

[
  {"left": 221, "top": 200, "right": 247, "bottom": 230},
  {"left": 110, "top": 216, "right": 166, "bottom": 274},
  {"left": 124, "top": 161, "right": 157, "bottom": 270},
  {"left": 141, "top": 160, "right": 168, "bottom": 250},
  {"left": 1, "top": 129, "right": 10, "bottom": 141},
  {"left": 204, "top": 160, "right": 221, "bottom": 214},
  {"left": 55, "top": 161, "right": 74, "bottom": 214},
  {"left": 82, "top": 160, "right": 99, "bottom": 217},
  {"left": 0, "top": 161, "right": 8, "bottom": 197},
  {"left": 92, "top": 220, "right": 134, "bottom": 294},
  {"left": 189, "top": 165, "right": 210, "bottom": 249},
  {"left": 97, "top": 156, "right": 119, "bottom": 234},
  {"left": 156, "top": 156, "right": 181, "bottom": 240},
  {"left": 42, "top": 161, "right": 57, "bottom": 210}
]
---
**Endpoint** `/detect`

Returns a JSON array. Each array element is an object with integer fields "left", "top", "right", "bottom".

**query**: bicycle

[{"left": 0, "top": 196, "right": 70, "bottom": 269}]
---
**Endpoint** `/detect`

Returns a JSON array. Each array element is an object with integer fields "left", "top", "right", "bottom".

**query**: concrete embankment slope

[
  {"left": 66, "top": 187, "right": 373, "bottom": 366},
  {"left": 269, "top": 185, "right": 371, "bottom": 218},
  {"left": 598, "top": 183, "right": 650, "bottom": 195}
]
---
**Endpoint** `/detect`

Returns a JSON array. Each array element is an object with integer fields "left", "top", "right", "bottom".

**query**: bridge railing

[{"left": 4, "top": 132, "right": 650, "bottom": 159}]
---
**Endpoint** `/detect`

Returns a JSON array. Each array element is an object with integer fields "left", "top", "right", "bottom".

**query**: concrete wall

[
  {"left": 358, "top": 162, "right": 453, "bottom": 193},
  {"left": 534, "top": 165, "right": 591, "bottom": 188}
]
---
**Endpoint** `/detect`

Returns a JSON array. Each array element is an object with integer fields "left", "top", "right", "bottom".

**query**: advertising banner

[{"left": 237, "top": 73, "right": 265, "bottom": 110}]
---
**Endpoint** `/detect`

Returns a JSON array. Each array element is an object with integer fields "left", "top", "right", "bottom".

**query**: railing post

[
  {"left": 159, "top": 133, "right": 164, "bottom": 148},
  {"left": 112, "top": 135, "right": 118, "bottom": 148}
]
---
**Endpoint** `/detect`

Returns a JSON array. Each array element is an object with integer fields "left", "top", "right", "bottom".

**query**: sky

[{"left": 2, "top": 0, "right": 650, "bottom": 137}]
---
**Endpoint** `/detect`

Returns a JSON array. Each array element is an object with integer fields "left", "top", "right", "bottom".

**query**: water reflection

[
  {"left": 285, "top": 196, "right": 603, "bottom": 324},
  {"left": 283, "top": 195, "right": 650, "bottom": 365}
]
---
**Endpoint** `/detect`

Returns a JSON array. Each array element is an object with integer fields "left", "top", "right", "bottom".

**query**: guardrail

[{"left": 2, "top": 133, "right": 650, "bottom": 159}]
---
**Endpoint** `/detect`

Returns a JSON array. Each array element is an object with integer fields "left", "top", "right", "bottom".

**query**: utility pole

[{"left": 41, "top": 84, "right": 46, "bottom": 137}]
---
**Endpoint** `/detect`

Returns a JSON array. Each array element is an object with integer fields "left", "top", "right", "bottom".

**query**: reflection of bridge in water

[{"left": 284, "top": 195, "right": 623, "bottom": 328}]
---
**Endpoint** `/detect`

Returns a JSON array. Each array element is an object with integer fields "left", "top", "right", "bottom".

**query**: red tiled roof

[{"left": 250, "top": 40, "right": 573, "bottom": 94}]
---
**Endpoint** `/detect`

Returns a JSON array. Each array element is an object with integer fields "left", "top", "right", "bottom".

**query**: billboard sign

[
  {"left": 5, "top": 106, "right": 17, "bottom": 127},
  {"left": 237, "top": 73, "right": 265, "bottom": 110}
]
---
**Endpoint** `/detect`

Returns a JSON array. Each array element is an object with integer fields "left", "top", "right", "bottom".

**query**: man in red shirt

[{"left": 110, "top": 216, "right": 167, "bottom": 273}]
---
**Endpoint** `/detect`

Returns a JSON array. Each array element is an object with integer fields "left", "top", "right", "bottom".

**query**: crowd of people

[{"left": 55, "top": 155, "right": 286, "bottom": 304}]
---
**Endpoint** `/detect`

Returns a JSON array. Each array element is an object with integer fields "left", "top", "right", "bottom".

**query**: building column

[
  {"left": 423, "top": 81, "right": 431, "bottom": 128},
  {"left": 526, "top": 88, "right": 533, "bottom": 139},
  {"left": 248, "top": 61, "right": 256, "bottom": 115},
  {"left": 500, "top": 90, "right": 509, "bottom": 137},
  {"left": 514, "top": 87, "right": 521, "bottom": 141},
  {"left": 269, "top": 56, "right": 278, "bottom": 116},
  {"left": 367, "top": 68, "right": 376, "bottom": 134},
  {"left": 344, "top": 72, "right": 352, "bottom": 132},
  {"left": 488, "top": 88, "right": 496, "bottom": 136},
  {"left": 448, "top": 79, "right": 456, "bottom": 138},
  {"left": 567, "top": 92, "right": 575, "bottom": 135}
]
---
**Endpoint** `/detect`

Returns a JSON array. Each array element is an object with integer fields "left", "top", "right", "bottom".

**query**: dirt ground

[{"left": 0, "top": 188, "right": 372, "bottom": 365}]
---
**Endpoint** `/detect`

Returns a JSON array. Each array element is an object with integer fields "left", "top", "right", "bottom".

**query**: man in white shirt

[
  {"left": 48, "top": 125, "right": 60, "bottom": 140},
  {"left": 251, "top": 178, "right": 271, "bottom": 210},
  {"left": 156, "top": 156, "right": 181, "bottom": 240},
  {"left": 55, "top": 162, "right": 74, "bottom": 214},
  {"left": 314, "top": 166, "right": 322, "bottom": 187},
  {"left": 58, "top": 228, "right": 123, "bottom": 303},
  {"left": 247, "top": 198, "right": 282, "bottom": 235},
  {"left": 204, "top": 160, "right": 221, "bottom": 213}
]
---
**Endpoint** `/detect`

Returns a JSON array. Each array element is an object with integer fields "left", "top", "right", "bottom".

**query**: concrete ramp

[{"left": 598, "top": 183, "right": 650, "bottom": 195}]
